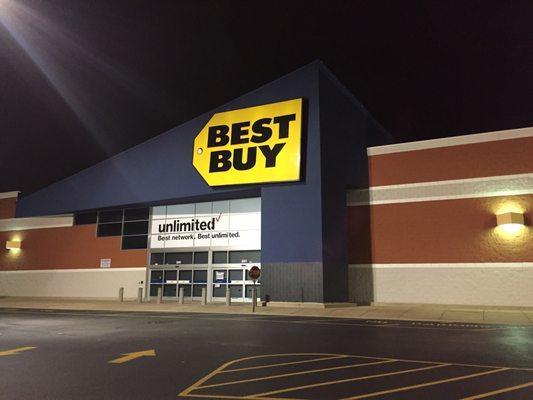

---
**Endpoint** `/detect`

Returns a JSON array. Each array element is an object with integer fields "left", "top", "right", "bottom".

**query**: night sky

[{"left": 1, "top": 1, "right": 532, "bottom": 196}]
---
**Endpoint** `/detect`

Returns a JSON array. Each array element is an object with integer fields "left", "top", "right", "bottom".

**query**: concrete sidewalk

[{"left": 0, "top": 297, "right": 532, "bottom": 325}]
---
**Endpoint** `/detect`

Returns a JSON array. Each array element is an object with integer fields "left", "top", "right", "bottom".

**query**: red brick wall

[
  {"left": 369, "top": 136, "right": 533, "bottom": 186},
  {"left": 348, "top": 194, "right": 533, "bottom": 264},
  {"left": 0, "top": 225, "right": 147, "bottom": 271},
  {"left": 0, "top": 197, "right": 17, "bottom": 219}
]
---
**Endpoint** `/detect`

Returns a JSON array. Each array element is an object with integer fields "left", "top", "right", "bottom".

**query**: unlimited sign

[{"left": 193, "top": 98, "right": 302, "bottom": 186}]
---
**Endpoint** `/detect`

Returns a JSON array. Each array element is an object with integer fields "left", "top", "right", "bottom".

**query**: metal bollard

[
  {"left": 118, "top": 287, "right": 124, "bottom": 302},
  {"left": 137, "top": 287, "right": 143, "bottom": 303},
  {"left": 178, "top": 287, "right": 184, "bottom": 304},
  {"left": 201, "top": 287, "right": 207, "bottom": 305},
  {"left": 157, "top": 287, "right": 163, "bottom": 304},
  {"left": 225, "top": 286, "right": 231, "bottom": 306}
]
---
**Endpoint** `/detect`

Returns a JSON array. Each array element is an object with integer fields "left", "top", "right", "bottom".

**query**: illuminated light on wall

[
  {"left": 495, "top": 212, "right": 526, "bottom": 235},
  {"left": 497, "top": 212, "right": 525, "bottom": 226},
  {"left": 492, "top": 200, "right": 525, "bottom": 217},
  {"left": 6, "top": 240, "right": 22, "bottom": 251}
]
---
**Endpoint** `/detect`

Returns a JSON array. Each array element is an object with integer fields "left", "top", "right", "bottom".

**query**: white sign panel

[
  {"left": 100, "top": 258, "right": 111, "bottom": 268},
  {"left": 150, "top": 198, "right": 260, "bottom": 249}
]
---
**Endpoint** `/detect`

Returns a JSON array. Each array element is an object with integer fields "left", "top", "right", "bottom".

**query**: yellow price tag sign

[{"left": 193, "top": 98, "right": 303, "bottom": 186}]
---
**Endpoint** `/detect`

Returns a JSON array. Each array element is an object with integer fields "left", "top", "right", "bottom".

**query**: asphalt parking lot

[{"left": 1, "top": 309, "right": 532, "bottom": 399}]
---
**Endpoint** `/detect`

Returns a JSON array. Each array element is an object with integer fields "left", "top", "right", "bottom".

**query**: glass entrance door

[
  {"left": 148, "top": 249, "right": 260, "bottom": 302},
  {"left": 212, "top": 268, "right": 245, "bottom": 301},
  {"left": 210, "top": 250, "right": 260, "bottom": 303},
  {"left": 149, "top": 250, "right": 208, "bottom": 300}
]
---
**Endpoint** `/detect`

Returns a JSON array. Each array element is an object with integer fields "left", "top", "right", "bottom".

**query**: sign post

[{"left": 248, "top": 266, "right": 261, "bottom": 312}]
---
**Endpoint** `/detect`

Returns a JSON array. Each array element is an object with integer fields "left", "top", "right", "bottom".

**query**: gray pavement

[
  {"left": 0, "top": 296, "right": 532, "bottom": 325},
  {"left": 1, "top": 308, "right": 532, "bottom": 399}
]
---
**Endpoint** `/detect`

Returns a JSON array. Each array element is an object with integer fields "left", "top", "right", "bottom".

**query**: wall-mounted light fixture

[
  {"left": 6, "top": 240, "right": 22, "bottom": 250},
  {"left": 496, "top": 212, "right": 526, "bottom": 235},
  {"left": 496, "top": 212, "right": 525, "bottom": 226}
]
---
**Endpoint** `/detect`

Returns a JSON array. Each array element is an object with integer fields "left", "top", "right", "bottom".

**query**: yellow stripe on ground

[
  {"left": 179, "top": 393, "right": 297, "bottom": 400},
  {"left": 199, "top": 359, "right": 397, "bottom": 389},
  {"left": 220, "top": 354, "right": 348, "bottom": 373},
  {"left": 180, "top": 361, "right": 232, "bottom": 397},
  {"left": 247, "top": 363, "right": 449, "bottom": 398},
  {"left": 461, "top": 381, "right": 533, "bottom": 400},
  {"left": 0, "top": 346, "right": 37, "bottom": 356},
  {"left": 108, "top": 349, "right": 155, "bottom": 364},
  {"left": 297, "top": 353, "right": 533, "bottom": 373},
  {"left": 178, "top": 353, "right": 346, "bottom": 397},
  {"left": 342, "top": 368, "right": 510, "bottom": 399}
]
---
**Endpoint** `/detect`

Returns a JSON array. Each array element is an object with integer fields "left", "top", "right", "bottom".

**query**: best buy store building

[{"left": 1, "top": 61, "right": 532, "bottom": 306}]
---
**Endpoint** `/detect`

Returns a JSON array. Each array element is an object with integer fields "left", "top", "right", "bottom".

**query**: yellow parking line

[
  {"left": 180, "top": 353, "right": 533, "bottom": 399},
  {"left": 247, "top": 363, "right": 449, "bottom": 397},
  {"left": 221, "top": 354, "right": 348, "bottom": 373},
  {"left": 199, "top": 359, "right": 397, "bottom": 389},
  {"left": 178, "top": 353, "right": 345, "bottom": 397},
  {"left": 180, "top": 361, "right": 233, "bottom": 396},
  {"left": 461, "top": 381, "right": 533, "bottom": 399},
  {"left": 0, "top": 346, "right": 37, "bottom": 357},
  {"left": 341, "top": 367, "right": 509, "bottom": 399},
  {"left": 321, "top": 353, "right": 533, "bottom": 373},
  {"left": 180, "top": 393, "right": 295, "bottom": 400}
]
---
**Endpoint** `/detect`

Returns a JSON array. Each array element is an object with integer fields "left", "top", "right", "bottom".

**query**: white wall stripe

[
  {"left": 0, "top": 191, "right": 20, "bottom": 200},
  {"left": 0, "top": 267, "right": 146, "bottom": 274},
  {"left": 0, "top": 215, "right": 74, "bottom": 232},
  {"left": 0, "top": 268, "right": 146, "bottom": 299},
  {"left": 349, "top": 263, "right": 533, "bottom": 269},
  {"left": 347, "top": 173, "right": 533, "bottom": 205},
  {"left": 348, "top": 263, "right": 533, "bottom": 306},
  {"left": 367, "top": 172, "right": 532, "bottom": 190},
  {"left": 367, "top": 126, "right": 533, "bottom": 155}
]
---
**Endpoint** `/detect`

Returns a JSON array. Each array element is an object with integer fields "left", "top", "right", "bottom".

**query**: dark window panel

[
  {"left": 121, "top": 235, "right": 148, "bottom": 250},
  {"left": 149, "top": 284, "right": 162, "bottom": 297},
  {"left": 193, "top": 270, "right": 207, "bottom": 283},
  {"left": 212, "top": 251, "right": 228, "bottom": 264},
  {"left": 98, "top": 209, "right": 123, "bottom": 223},
  {"left": 193, "top": 251, "right": 208, "bottom": 264},
  {"left": 165, "top": 252, "right": 193, "bottom": 265},
  {"left": 229, "top": 270, "right": 243, "bottom": 281},
  {"left": 163, "top": 285, "right": 176, "bottom": 297},
  {"left": 212, "top": 284, "right": 227, "bottom": 297},
  {"left": 124, "top": 208, "right": 149, "bottom": 221},
  {"left": 178, "top": 270, "right": 192, "bottom": 282},
  {"left": 123, "top": 221, "right": 148, "bottom": 235},
  {"left": 230, "top": 284, "right": 243, "bottom": 298},
  {"left": 178, "top": 284, "right": 191, "bottom": 297},
  {"left": 164, "top": 270, "right": 177, "bottom": 282},
  {"left": 150, "top": 253, "right": 164, "bottom": 265},
  {"left": 193, "top": 284, "right": 207, "bottom": 297},
  {"left": 229, "top": 250, "right": 260, "bottom": 264},
  {"left": 97, "top": 223, "right": 122, "bottom": 237},
  {"left": 150, "top": 270, "right": 163, "bottom": 283},
  {"left": 74, "top": 212, "right": 97, "bottom": 225}
]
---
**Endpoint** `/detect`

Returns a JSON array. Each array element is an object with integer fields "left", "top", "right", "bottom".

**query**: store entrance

[{"left": 148, "top": 250, "right": 260, "bottom": 302}]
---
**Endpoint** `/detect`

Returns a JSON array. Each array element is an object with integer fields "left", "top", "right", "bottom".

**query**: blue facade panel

[
  {"left": 15, "top": 61, "right": 392, "bottom": 301},
  {"left": 17, "top": 62, "right": 326, "bottom": 264},
  {"left": 318, "top": 68, "right": 393, "bottom": 301}
]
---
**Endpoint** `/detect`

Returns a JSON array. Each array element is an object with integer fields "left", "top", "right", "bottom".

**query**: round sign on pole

[{"left": 248, "top": 266, "right": 261, "bottom": 281}]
